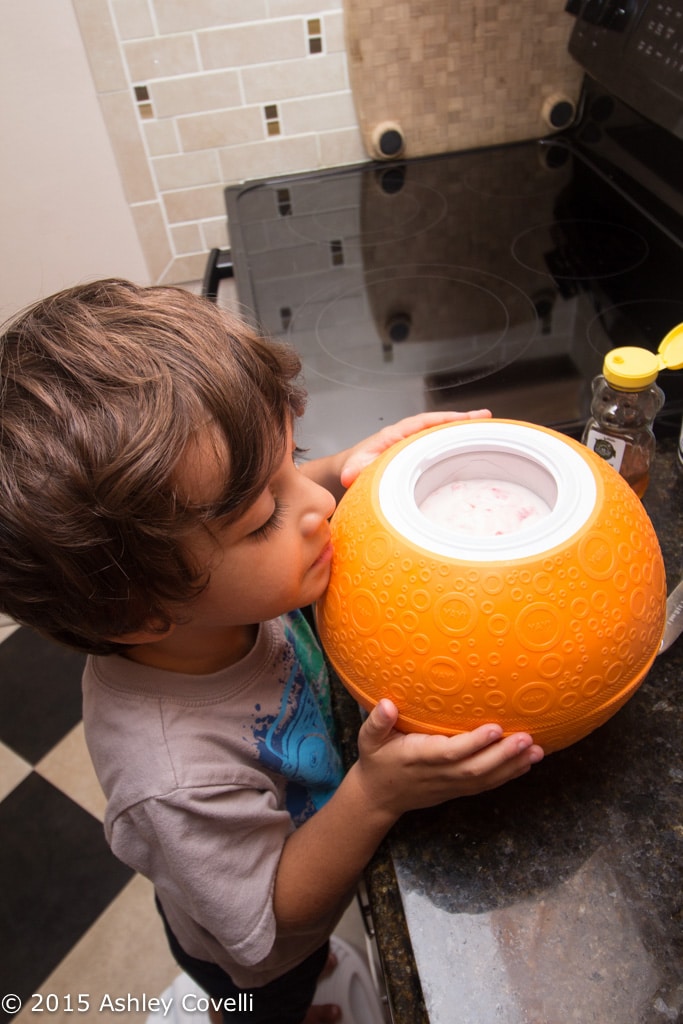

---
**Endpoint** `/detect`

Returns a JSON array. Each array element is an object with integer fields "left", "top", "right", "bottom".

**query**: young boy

[{"left": 0, "top": 280, "right": 543, "bottom": 1024}]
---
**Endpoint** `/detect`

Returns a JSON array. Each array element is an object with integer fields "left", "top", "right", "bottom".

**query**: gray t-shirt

[{"left": 82, "top": 610, "right": 345, "bottom": 987}]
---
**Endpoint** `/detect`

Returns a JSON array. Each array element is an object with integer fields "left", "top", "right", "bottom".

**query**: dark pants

[{"left": 155, "top": 895, "right": 329, "bottom": 1024}]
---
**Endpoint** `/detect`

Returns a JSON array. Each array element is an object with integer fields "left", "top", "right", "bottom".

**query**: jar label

[{"left": 584, "top": 428, "right": 627, "bottom": 470}]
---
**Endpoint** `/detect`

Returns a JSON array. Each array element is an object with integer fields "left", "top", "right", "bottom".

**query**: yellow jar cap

[
  {"left": 658, "top": 322, "right": 683, "bottom": 369},
  {"left": 603, "top": 347, "right": 660, "bottom": 388},
  {"left": 603, "top": 323, "right": 683, "bottom": 389}
]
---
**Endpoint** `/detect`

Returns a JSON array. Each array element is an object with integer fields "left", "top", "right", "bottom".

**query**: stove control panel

[{"left": 568, "top": 0, "right": 683, "bottom": 139}]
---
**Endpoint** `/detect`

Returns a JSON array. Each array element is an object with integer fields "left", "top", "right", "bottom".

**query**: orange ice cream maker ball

[{"left": 316, "top": 420, "right": 666, "bottom": 754}]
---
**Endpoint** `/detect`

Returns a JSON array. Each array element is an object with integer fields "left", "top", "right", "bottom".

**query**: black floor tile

[
  {"left": 0, "top": 628, "right": 85, "bottom": 763},
  {"left": 0, "top": 773, "right": 132, "bottom": 1020}
]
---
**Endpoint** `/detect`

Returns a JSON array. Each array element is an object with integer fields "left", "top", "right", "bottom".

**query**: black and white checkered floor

[
  {"left": 0, "top": 619, "right": 375, "bottom": 1024},
  {"left": 0, "top": 621, "right": 182, "bottom": 1023}
]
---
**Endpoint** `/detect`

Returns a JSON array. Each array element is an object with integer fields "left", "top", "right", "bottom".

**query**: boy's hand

[
  {"left": 354, "top": 698, "right": 543, "bottom": 819},
  {"left": 339, "top": 410, "right": 491, "bottom": 489},
  {"left": 273, "top": 695, "right": 542, "bottom": 934}
]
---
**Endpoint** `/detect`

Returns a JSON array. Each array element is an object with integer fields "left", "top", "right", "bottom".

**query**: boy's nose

[{"left": 301, "top": 480, "right": 336, "bottom": 534}]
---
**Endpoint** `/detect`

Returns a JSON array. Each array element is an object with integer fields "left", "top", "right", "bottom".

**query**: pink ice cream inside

[{"left": 419, "top": 478, "right": 552, "bottom": 536}]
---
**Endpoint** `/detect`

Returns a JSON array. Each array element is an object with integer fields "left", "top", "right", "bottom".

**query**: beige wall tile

[
  {"left": 218, "top": 135, "right": 320, "bottom": 182},
  {"left": 160, "top": 253, "right": 212, "bottom": 284},
  {"left": 163, "top": 184, "right": 227, "bottom": 223},
  {"left": 198, "top": 21, "right": 307, "bottom": 70},
  {"left": 280, "top": 92, "right": 358, "bottom": 134},
  {"left": 72, "top": 0, "right": 128, "bottom": 92},
  {"left": 171, "top": 223, "right": 203, "bottom": 254},
  {"left": 318, "top": 126, "right": 367, "bottom": 167},
  {"left": 324, "top": 10, "right": 346, "bottom": 53},
  {"left": 201, "top": 217, "right": 230, "bottom": 251},
  {"left": 149, "top": 69, "right": 241, "bottom": 118},
  {"left": 144, "top": 118, "right": 179, "bottom": 156},
  {"left": 99, "top": 90, "right": 156, "bottom": 203},
  {"left": 153, "top": 0, "right": 266, "bottom": 34},
  {"left": 269, "top": 0, "right": 342, "bottom": 14},
  {"left": 241, "top": 53, "right": 347, "bottom": 103},
  {"left": 124, "top": 34, "right": 198, "bottom": 82},
  {"left": 177, "top": 107, "right": 263, "bottom": 152},
  {"left": 130, "top": 201, "right": 173, "bottom": 281},
  {"left": 112, "top": 0, "right": 155, "bottom": 41},
  {"left": 153, "top": 150, "right": 221, "bottom": 190}
]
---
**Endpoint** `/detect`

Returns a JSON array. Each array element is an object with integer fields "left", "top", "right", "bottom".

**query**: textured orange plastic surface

[{"left": 317, "top": 424, "right": 666, "bottom": 753}]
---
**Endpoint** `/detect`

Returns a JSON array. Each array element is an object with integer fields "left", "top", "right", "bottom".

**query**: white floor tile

[
  {"left": 35, "top": 721, "right": 107, "bottom": 821},
  {"left": 0, "top": 740, "right": 32, "bottom": 800}
]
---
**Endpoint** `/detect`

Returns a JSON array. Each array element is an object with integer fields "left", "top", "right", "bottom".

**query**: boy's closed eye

[
  {"left": 246, "top": 443, "right": 304, "bottom": 541},
  {"left": 249, "top": 499, "right": 287, "bottom": 541}
]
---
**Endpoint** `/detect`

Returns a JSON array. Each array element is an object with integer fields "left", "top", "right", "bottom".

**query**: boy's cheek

[{"left": 311, "top": 565, "right": 333, "bottom": 601}]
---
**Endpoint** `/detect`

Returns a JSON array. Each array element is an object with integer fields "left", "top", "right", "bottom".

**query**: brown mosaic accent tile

[{"left": 344, "top": 0, "right": 583, "bottom": 158}]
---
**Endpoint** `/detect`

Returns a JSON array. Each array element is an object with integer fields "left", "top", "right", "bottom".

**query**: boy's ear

[{"left": 107, "top": 621, "right": 176, "bottom": 646}]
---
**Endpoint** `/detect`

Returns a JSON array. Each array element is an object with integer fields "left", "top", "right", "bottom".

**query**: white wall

[{"left": 0, "top": 0, "right": 148, "bottom": 323}]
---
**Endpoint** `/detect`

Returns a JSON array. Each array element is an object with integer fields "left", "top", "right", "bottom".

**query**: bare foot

[
  {"left": 302, "top": 1004, "right": 341, "bottom": 1023},
  {"left": 318, "top": 949, "right": 338, "bottom": 979},
  {"left": 208, "top": 951, "right": 341, "bottom": 1024},
  {"left": 301, "top": 948, "right": 341, "bottom": 1022}
]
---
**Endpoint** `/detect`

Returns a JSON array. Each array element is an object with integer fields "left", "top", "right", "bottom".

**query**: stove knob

[
  {"left": 371, "top": 121, "right": 406, "bottom": 160},
  {"left": 541, "top": 93, "right": 577, "bottom": 131},
  {"left": 386, "top": 312, "right": 412, "bottom": 343}
]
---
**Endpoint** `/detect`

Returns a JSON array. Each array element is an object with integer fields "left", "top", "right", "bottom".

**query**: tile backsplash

[
  {"left": 72, "top": 0, "right": 365, "bottom": 285},
  {"left": 71, "top": 0, "right": 581, "bottom": 288},
  {"left": 344, "top": 0, "right": 582, "bottom": 159}
]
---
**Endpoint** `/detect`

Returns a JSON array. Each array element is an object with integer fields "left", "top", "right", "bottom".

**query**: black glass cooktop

[{"left": 225, "top": 83, "right": 683, "bottom": 455}]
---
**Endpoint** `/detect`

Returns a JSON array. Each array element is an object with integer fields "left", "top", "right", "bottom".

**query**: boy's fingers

[
  {"left": 455, "top": 722, "right": 504, "bottom": 750},
  {"left": 496, "top": 731, "right": 544, "bottom": 764},
  {"left": 361, "top": 698, "right": 399, "bottom": 746},
  {"left": 458, "top": 730, "right": 545, "bottom": 775},
  {"left": 433, "top": 723, "right": 510, "bottom": 764},
  {"left": 360, "top": 708, "right": 544, "bottom": 777}
]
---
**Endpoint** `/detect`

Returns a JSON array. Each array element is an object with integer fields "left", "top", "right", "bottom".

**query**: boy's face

[{"left": 177, "top": 424, "right": 337, "bottom": 632}]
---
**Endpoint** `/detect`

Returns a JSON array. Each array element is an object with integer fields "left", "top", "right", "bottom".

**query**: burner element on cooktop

[
  {"left": 512, "top": 219, "right": 650, "bottom": 288},
  {"left": 289, "top": 264, "right": 538, "bottom": 392}
]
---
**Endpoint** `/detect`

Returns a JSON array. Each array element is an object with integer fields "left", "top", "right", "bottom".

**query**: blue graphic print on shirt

[{"left": 252, "top": 611, "right": 343, "bottom": 825}]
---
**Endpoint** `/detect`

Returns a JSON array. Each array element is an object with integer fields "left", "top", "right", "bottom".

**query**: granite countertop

[{"left": 330, "top": 434, "right": 683, "bottom": 1024}]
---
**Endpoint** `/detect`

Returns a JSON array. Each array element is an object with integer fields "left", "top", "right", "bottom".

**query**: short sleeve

[{"left": 109, "top": 779, "right": 293, "bottom": 967}]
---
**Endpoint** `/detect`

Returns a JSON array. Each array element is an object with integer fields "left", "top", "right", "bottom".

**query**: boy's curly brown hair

[{"left": 0, "top": 279, "right": 306, "bottom": 654}]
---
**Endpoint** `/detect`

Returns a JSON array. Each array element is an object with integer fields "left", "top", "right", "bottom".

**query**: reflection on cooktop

[
  {"left": 226, "top": 135, "right": 683, "bottom": 452},
  {"left": 588, "top": 299, "right": 683, "bottom": 355},
  {"left": 282, "top": 174, "right": 448, "bottom": 247},
  {"left": 512, "top": 219, "right": 650, "bottom": 282},
  {"left": 290, "top": 265, "right": 537, "bottom": 390},
  {"left": 462, "top": 146, "right": 571, "bottom": 200}
]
